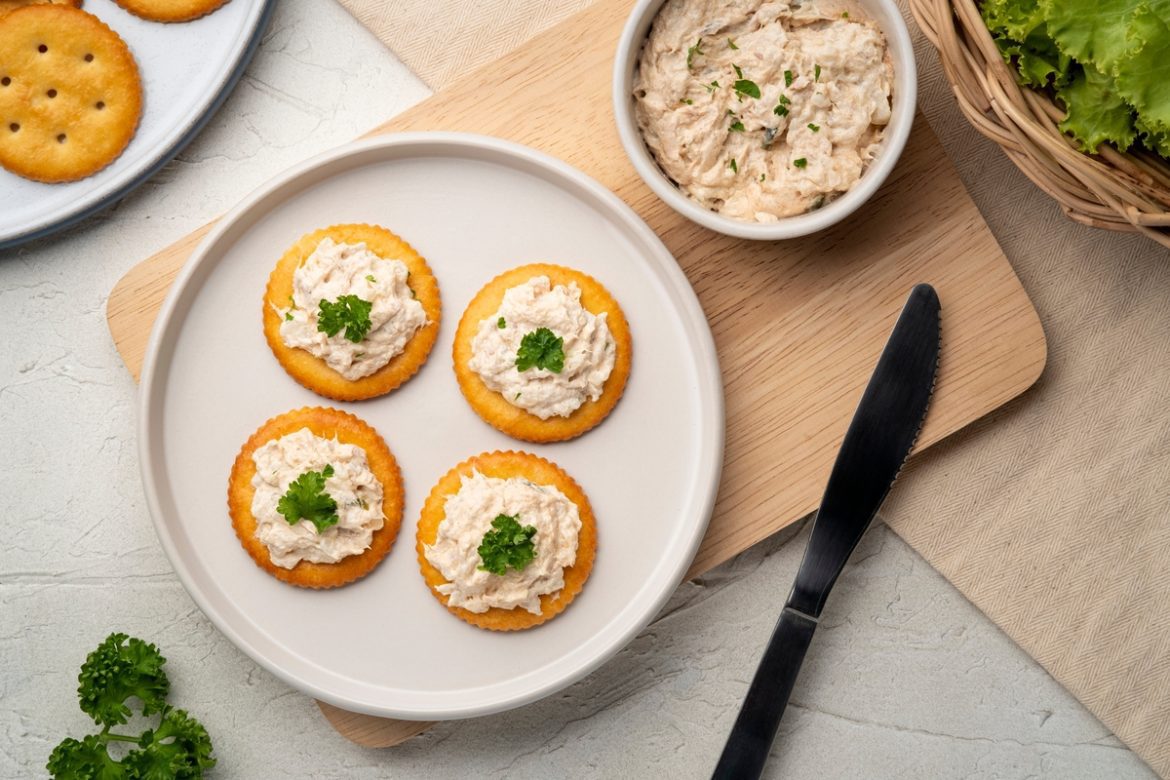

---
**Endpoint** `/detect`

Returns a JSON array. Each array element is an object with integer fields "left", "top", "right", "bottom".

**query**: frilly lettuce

[{"left": 982, "top": 0, "right": 1170, "bottom": 156}]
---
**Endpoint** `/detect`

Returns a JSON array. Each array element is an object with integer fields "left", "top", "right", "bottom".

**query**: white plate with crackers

[
  {"left": 0, "top": 0, "right": 273, "bottom": 249},
  {"left": 138, "top": 132, "right": 725, "bottom": 719}
]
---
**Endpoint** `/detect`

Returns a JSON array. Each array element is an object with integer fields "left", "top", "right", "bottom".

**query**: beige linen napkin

[{"left": 336, "top": 0, "right": 1170, "bottom": 774}]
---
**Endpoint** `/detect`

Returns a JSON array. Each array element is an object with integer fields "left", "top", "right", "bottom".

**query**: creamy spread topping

[
  {"left": 278, "top": 238, "right": 427, "bottom": 380},
  {"left": 634, "top": 0, "right": 893, "bottom": 221},
  {"left": 469, "top": 276, "right": 616, "bottom": 419},
  {"left": 250, "top": 428, "right": 384, "bottom": 569},
  {"left": 424, "top": 470, "right": 581, "bottom": 614}
]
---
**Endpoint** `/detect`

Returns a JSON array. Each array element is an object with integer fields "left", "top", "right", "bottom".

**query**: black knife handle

[{"left": 711, "top": 607, "right": 818, "bottom": 780}]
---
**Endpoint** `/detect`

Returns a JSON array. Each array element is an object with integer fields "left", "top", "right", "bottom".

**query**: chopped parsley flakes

[
  {"left": 808, "top": 122, "right": 820, "bottom": 132},
  {"left": 793, "top": 157, "right": 808, "bottom": 168},
  {"left": 733, "top": 78, "right": 761, "bottom": 99},
  {"left": 686, "top": 39, "right": 704, "bottom": 69},
  {"left": 784, "top": 69, "right": 794, "bottom": 87}
]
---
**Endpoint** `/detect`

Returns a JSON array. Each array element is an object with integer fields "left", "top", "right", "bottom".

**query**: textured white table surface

[{"left": 0, "top": 2, "right": 1158, "bottom": 777}]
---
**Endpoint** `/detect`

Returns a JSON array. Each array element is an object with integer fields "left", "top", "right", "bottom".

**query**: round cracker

[
  {"left": 453, "top": 264, "right": 631, "bottom": 443},
  {"left": 227, "top": 406, "right": 404, "bottom": 589},
  {"left": 0, "top": 5, "right": 142, "bottom": 182},
  {"left": 415, "top": 451, "right": 598, "bottom": 631},
  {"left": 0, "top": 1, "right": 81, "bottom": 17},
  {"left": 114, "top": 0, "right": 228, "bottom": 22},
  {"left": 263, "top": 224, "right": 442, "bottom": 402}
]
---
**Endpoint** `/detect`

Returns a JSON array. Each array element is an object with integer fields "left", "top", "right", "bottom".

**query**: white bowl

[{"left": 612, "top": 0, "right": 918, "bottom": 240}]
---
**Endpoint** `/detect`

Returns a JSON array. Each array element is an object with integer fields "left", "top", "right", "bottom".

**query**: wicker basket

[{"left": 909, "top": 0, "right": 1170, "bottom": 249}]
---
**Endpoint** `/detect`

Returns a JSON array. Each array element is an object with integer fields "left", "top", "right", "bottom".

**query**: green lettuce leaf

[
  {"left": 1017, "top": 23, "right": 1072, "bottom": 87},
  {"left": 1137, "top": 115, "right": 1170, "bottom": 156},
  {"left": 982, "top": 0, "right": 1046, "bottom": 41},
  {"left": 1057, "top": 63, "right": 1137, "bottom": 151},
  {"left": 1113, "top": 6, "right": 1170, "bottom": 135},
  {"left": 1041, "top": 0, "right": 1153, "bottom": 74}
]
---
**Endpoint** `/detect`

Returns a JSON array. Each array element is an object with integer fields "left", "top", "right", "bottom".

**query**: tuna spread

[
  {"left": 424, "top": 470, "right": 581, "bottom": 614},
  {"left": 634, "top": 0, "right": 893, "bottom": 221},
  {"left": 278, "top": 238, "right": 427, "bottom": 380},
  {"left": 250, "top": 428, "right": 384, "bottom": 569},
  {"left": 469, "top": 276, "right": 616, "bottom": 419}
]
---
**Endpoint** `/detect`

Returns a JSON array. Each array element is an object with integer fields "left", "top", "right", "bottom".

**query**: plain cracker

[
  {"left": 453, "top": 264, "right": 632, "bottom": 442},
  {"left": 115, "top": 0, "right": 228, "bottom": 22},
  {"left": 0, "top": 5, "right": 141, "bottom": 182},
  {"left": 415, "top": 450, "right": 598, "bottom": 631},
  {"left": 263, "top": 223, "right": 442, "bottom": 402},
  {"left": 227, "top": 406, "right": 405, "bottom": 589}
]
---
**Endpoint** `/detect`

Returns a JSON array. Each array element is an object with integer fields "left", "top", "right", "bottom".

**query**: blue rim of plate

[{"left": 0, "top": 0, "right": 277, "bottom": 252}]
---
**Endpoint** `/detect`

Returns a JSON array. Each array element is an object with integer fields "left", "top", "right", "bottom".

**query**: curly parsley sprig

[
  {"left": 47, "top": 633, "right": 216, "bottom": 779},
  {"left": 317, "top": 294, "right": 373, "bottom": 343},
  {"left": 516, "top": 328, "right": 565, "bottom": 373},
  {"left": 277, "top": 464, "right": 339, "bottom": 533},
  {"left": 478, "top": 514, "right": 538, "bottom": 575}
]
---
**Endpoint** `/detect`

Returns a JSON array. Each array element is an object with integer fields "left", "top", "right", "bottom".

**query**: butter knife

[{"left": 712, "top": 283, "right": 941, "bottom": 779}]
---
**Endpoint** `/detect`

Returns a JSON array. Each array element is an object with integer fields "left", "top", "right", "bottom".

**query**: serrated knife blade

[{"left": 712, "top": 283, "right": 941, "bottom": 780}]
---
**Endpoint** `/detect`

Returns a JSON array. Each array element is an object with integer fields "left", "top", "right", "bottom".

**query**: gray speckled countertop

[{"left": 1, "top": 2, "right": 1158, "bottom": 777}]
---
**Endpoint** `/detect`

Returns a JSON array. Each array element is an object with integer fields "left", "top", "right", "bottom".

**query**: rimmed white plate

[
  {"left": 138, "top": 133, "right": 724, "bottom": 720},
  {"left": 0, "top": 0, "right": 273, "bottom": 249}
]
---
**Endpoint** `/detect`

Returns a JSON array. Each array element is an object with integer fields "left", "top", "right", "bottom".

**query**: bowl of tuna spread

[{"left": 613, "top": 0, "right": 916, "bottom": 240}]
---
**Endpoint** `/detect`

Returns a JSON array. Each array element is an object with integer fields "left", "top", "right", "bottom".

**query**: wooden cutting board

[{"left": 106, "top": 0, "right": 1046, "bottom": 749}]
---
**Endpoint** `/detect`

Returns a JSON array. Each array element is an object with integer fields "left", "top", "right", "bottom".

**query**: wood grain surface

[{"left": 106, "top": 0, "right": 1046, "bottom": 748}]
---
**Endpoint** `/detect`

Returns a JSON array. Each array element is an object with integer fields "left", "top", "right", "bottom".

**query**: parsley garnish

[
  {"left": 497, "top": 316, "right": 506, "bottom": 328},
  {"left": 774, "top": 103, "right": 789, "bottom": 117},
  {"left": 760, "top": 173, "right": 766, "bottom": 182},
  {"left": 733, "top": 79, "right": 761, "bottom": 99},
  {"left": 276, "top": 464, "right": 339, "bottom": 533},
  {"left": 317, "top": 295, "right": 373, "bottom": 343},
  {"left": 814, "top": 64, "right": 822, "bottom": 81},
  {"left": 48, "top": 634, "right": 216, "bottom": 779},
  {"left": 705, "top": 80, "right": 720, "bottom": 92},
  {"left": 784, "top": 69, "right": 794, "bottom": 87},
  {"left": 477, "top": 514, "right": 537, "bottom": 575},
  {"left": 516, "top": 327, "right": 564, "bottom": 373},
  {"left": 686, "top": 39, "right": 704, "bottom": 69},
  {"left": 727, "top": 37, "right": 738, "bottom": 50},
  {"left": 284, "top": 312, "right": 293, "bottom": 321},
  {"left": 808, "top": 122, "right": 820, "bottom": 132},
  {"left": 365, "top": 274, "right": 376, "bottom": 283},
  {"left": 680, "top": 97, "right": 694, "bottom": 105},
  {"left": 733, "top": 63, "right": 743, "bottom": 78},
  {"left": 729, "top": 157, "right": 739, "bottom": 173},
  {"left": 794, "top": 158, "right": 808, "bottom": 168},
  {"left": 730, "top": 119, "right": 745, "bottom": 132},
  {"left": 842, "top": 10, "right": 849, "bottom": 17}
]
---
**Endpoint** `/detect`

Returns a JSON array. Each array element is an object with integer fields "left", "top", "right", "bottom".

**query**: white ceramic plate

[
  {"left": 0, "top": 0, "right": 272, "bottom": 249},
  {"left": 138, "top": 133, "right": 725, "bottom": 720}
]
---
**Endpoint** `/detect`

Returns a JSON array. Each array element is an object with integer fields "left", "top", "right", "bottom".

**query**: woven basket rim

[{"left": 908, "top": 0, "right": 1170, "bottom": 248}]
